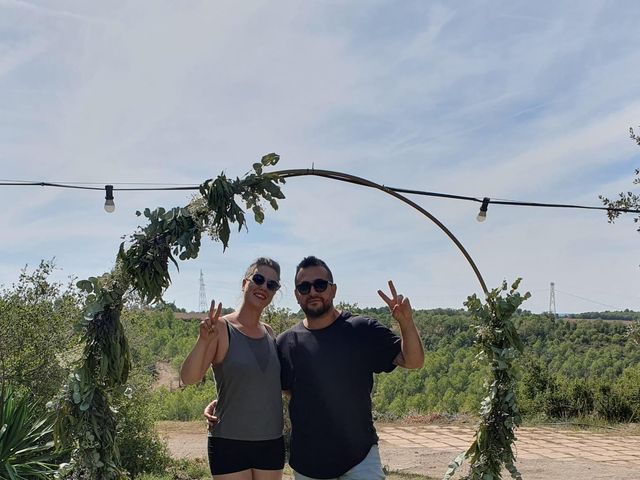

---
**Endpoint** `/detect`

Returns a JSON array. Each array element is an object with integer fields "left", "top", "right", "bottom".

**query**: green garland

[
  {"left": 52, "top": 153, "right": 527, "bottom": 479},
  {"left": 444, "top": 279, "right": 530, "bottom": 480},
  {"left": 53, "top": 155, "right": 285, "bottom": 479}
]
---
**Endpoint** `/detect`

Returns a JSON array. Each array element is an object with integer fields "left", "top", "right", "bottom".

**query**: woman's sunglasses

[
  {"left": 249, "top": 273, "right": 281, "bottom": 292},
  {"left": 295, "top": 279, "right": 332, "bottom": 295}
]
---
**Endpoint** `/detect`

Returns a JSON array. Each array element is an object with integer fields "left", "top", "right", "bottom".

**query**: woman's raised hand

[{"left": 199, "top": 299, "right": 223, "bottom": 342}]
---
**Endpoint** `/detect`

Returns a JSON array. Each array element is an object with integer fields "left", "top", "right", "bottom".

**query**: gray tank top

[{"left": 210, "top": 321, "right": 283, "bottom": 440}]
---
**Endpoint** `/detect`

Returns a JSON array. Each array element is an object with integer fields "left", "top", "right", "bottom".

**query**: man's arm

[
  {"left": 378, "top": 280, "right": 424, "bottom": 369},
  {"left": 392, "top": 316, "right": 424, "bottom": 369}
]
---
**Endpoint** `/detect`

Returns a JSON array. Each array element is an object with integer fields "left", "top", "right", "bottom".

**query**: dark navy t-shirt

[{"left": 276, "top": 312, "right": 401, "bottom": 478}]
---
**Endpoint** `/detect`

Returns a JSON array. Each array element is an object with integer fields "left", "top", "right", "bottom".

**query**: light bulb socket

[
  {"left": 477, "top": 197, "right": 490, "bottom": 222},
  {"left": 104, "top": 185, "right": 115, "bottom": 213}
]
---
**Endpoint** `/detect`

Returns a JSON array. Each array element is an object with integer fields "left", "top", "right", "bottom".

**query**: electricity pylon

[
  {"left": 199, "top": 270, "right": 207, "bottom": 312},
  {"left": 549, "top": 282, "right": 557, "bottom": 318}
]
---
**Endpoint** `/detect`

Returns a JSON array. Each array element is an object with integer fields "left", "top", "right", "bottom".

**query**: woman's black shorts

[{"left": 207, "top": 436, "right": 285, "bottom": 475}]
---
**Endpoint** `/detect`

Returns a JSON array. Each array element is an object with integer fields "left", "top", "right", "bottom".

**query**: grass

[
  {"left": 521, "top": 414, "right": 640, "bottom": 434},
  {"left": 135, "top": 458, "right": 210, "bottom": 480},
  {"left": 387, "top": 472, "right": 436, "bottom": 480}
]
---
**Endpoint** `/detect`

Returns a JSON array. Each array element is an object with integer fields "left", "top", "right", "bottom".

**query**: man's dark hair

[{"left": 295, "top": 256, "right": 333, "bottom": 282}]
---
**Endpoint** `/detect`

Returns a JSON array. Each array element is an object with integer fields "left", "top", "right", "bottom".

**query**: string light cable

[
  {"left": 0, "top": 180, "right": 199, "bottom": 212},
  {"left": 0, "top": 178, "right": 638, "bottom": 217},
  {"left": 385, "top": 186, "right": 640, "bottom": 220}
]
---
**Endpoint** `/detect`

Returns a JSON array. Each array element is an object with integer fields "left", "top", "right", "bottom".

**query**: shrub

[
  {"left": 0, "top": 386, "right": 58, "bottom": 479},
  {"left": 568, "top": 379, "right": 594, "bottom": 417},
  {"left": 594, "top": 383, "right": 634, "bottom": 422},
  {"left": 616, "top": 365, "right": 640, "bottom": 421},
  {"left": 149, "top": 384, "right": 216, "bottom": 421},
  {"left": 0, "top": 261, "right": 82, "bottom": 404},
  {"left": 116, "top": 375, "right": 172, "bottom": 477}
]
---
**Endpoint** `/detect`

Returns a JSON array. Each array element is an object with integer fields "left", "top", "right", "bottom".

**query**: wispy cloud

[
  {"left": 0, "top": 0, "right": 103, "bottom": 22},
  {"left": 0, "top": 1, "right": 638, "bottom": 313}
]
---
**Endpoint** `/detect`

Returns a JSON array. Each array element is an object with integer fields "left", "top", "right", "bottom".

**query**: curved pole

[{"left": 273, "top": 168, "right": 489, "bottom": 296}]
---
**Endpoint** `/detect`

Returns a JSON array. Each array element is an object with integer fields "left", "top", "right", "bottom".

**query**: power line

[
  {"left": 555, "top": 288, "right": 620, "bottom": 310},
  {"left": 0, "top": 179, "right": 197, "bottom": 186},
  {"left": 0, "top": 181, "right": 196, "bottom": 191},
  {"left": 384, "top": 187, "right": 638, "bottom": 214}
]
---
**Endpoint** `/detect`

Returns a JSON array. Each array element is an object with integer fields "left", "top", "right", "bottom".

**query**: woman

[{"left": 180, "top": 258, "right": 285, "bottom": 480}]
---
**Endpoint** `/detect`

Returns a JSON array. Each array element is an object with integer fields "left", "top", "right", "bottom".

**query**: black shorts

[{"left": 207, "top": 436, "right": 285, "bottom": 475}]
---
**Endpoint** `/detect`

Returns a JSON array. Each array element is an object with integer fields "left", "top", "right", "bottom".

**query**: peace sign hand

[
  {"left": 199, "top": 300, "right": 223, "bottom": 342},
  {"left": 378, "top": 280, "right": 413, "bottom": 325}
]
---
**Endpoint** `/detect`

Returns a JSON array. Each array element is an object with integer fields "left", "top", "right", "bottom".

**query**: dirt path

[
  {"left": 153, "top": 361, "right": 181, "bottom": 391},
  {"left": 156, "top": 421, "right": 640, "bottom": 479}
]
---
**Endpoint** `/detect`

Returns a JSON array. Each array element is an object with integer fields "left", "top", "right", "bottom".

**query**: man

[{"left": 277, "top": 256, "right": 424, "bottom": 480}]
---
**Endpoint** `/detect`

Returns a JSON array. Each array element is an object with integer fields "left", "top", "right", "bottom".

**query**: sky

[{"left": 0, "top": 0, "right": 639, "bottom": 314}]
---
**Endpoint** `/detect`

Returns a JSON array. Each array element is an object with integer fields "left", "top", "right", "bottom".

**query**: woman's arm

[{"left": 180, "top": 300, "right": 223, "bottom": 385}]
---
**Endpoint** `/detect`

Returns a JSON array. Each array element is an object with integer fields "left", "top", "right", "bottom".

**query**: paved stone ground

[
  {"left": 158, "top": 421, "right": 640, "bottom": 479},
  {"left": 378, "top": 424, "right": 640, "bottom": 479}
]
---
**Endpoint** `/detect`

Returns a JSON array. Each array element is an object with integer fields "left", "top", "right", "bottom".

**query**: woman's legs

[
  {"left": 252, "top": 468, "right": 283, "bottom": 480},
  {"left": 209, "top": 437, "right": 284, "bottom": 480},
  {"left": 213, "top": 468, "right": 281, "bottom": 480},
  {"left": 214, "top": 470, "right": 253, "bottom": 480}
]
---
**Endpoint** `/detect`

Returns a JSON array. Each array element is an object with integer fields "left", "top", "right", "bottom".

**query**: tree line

[{"left": 1, "top": 263, "right": 639, "bottom": 477}]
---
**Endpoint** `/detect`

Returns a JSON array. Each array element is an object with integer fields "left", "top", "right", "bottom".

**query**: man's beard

[{"left": 302, "top": 298, "right": 332, "bottom": 319}]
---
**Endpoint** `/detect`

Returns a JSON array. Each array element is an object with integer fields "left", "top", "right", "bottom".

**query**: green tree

[
  {"left": 600, "top": 127, "right": 639, "bottom": 235},
  {"left": 0, "top": 260, "right": 81, "bottom": 403},
  {"left": 600, "top": 130, "right": 640, "bottom": 350}
]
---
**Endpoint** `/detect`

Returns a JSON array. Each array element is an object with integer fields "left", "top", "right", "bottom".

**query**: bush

[
  {"left": 594, "top": 383, "right": 634, "bottom": 422},
  {"left": 0, "top": 386, "right": 58, "bottom": 479},
  {"left": 615, "top": 365, "right": 640, "bottom": 421},
  {"left": 149, "top": 384, "right": 216, "bottom": 421},
  {"left": 116, "top": 375, "right": 172, "bottom": 477},
  {"left": 0, "top": 261, "right": 82, "bottom": 403},
  {"left": 568, "top": 379, "right": 594, "bottom": 417}
]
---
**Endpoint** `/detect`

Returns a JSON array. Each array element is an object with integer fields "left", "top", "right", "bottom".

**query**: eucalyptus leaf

[{"left": 61, "top": 155, "right": 290, "bottom": 478}]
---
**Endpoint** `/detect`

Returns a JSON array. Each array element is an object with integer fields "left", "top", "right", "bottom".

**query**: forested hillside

[
  {"left": 368, "top": 308, "right": 640, "bottom": 421},
  {"left": 2, "top": 262, "right": 637, "bottom": 430},
  {"left": 120, "top": 305, "right": 640, "bottom": 423}
]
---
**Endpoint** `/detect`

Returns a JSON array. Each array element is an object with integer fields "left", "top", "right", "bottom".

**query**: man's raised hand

[
  {"left": 377, "top": 280, "right": 413, "bottom": 325},
  {"left": 204, "top": 399, "right": 218, "bottom": 432}
]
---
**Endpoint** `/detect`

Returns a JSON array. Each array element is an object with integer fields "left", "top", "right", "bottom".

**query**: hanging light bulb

[
  {"left": 476, "top": 197, "right": 490, "bottom": 222},
  {"left": 104, "top": 185, "right": 115, "bottom": 213}
]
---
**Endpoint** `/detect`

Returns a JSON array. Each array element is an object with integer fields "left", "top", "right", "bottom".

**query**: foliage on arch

[
  {"left": 444, "top": 280, "right": 530, "bottom": 480},
  {"left": 52, "top": 154, "right": 285, "bottom": 479},
  {"left": 51, "top": 152, "right": 529, "bottom": 480}
]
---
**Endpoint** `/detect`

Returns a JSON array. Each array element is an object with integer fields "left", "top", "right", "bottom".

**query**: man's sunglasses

[
  {"left": 295, "top": 279, "right": 332, "bottom": 295},
  {"left": 249, "top": 273, "right": 281, "bottom": 292}
]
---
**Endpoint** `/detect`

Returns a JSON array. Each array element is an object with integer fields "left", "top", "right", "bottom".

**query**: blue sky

[{"left": 1, "top": 0, "right": 639, "bottom": 314}]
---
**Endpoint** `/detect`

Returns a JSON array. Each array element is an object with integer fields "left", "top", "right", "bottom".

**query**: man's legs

[
  {"left": 339, "top": 445, "right": 384, "bottom": 480},
  {"left": 292, "top": 472, "right": 335, "bottom": 480},
  {"left": 292, "top": 445, "right": 384, "bottom": 480}
]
